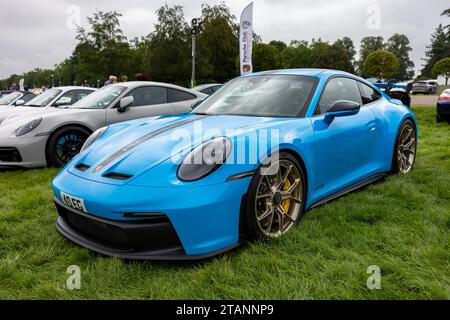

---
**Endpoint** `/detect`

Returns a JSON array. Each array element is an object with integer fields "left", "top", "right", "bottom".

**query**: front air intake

[
  {"left": 75, "top": 163, "right": 91, "bottom": 172},
  {"left": 103, "top": 172, "right": 134, "bottom": 180}
]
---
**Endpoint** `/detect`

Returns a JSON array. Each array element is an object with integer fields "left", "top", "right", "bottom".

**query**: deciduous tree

[{"left": 363, "top": 50, "right": 399, "bottom": 80}]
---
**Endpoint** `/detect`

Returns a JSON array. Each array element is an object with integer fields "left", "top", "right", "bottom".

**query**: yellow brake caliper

[{"left": 281, "top": 179, "right": 291, "bottom": 213}]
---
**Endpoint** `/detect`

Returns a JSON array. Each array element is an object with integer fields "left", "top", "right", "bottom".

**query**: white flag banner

[
  {"left": 239, "top": 2, "right": 253, "bottom": 75},
  {"left": 19, "top": 78, "right": 25, "bottom": 91}
]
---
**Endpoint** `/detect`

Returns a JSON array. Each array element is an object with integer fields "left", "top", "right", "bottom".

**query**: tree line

[{"left": 1, "top": 4, "right": 449, "bottom": 89}]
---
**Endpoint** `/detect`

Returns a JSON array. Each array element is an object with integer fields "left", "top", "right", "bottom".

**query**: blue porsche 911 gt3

[{"left": 52, "top": 69, "right": 418, "bottom": 260}]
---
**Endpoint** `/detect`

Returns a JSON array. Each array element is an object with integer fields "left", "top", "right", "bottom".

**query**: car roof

[
  {"left": 246, "top": 68, "right": 355, "bottom": 79},
  {"left": 105, "top": 81, "right": 205, "bottom": 96},
  {"left": 53, "top": 86, "right": 97, "bottom": 91},
  {"left": 112, "top": 81, "right": 190, "bottom": 89}
]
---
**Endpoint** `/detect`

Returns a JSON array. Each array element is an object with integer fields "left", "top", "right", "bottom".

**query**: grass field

[{"left": 0, "top": 106, "right": 449, "bottom": 300}]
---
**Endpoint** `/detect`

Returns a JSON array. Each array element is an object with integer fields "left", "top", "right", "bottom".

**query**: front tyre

[
  {"left": 244, "top": 152, "right": 306, "bottom": 240},
  {"left": 392, "top": 119, "right": 417, "bottom": 174},
  {"left": 46, "top": 126, "right": 91, "bottom": 167}
]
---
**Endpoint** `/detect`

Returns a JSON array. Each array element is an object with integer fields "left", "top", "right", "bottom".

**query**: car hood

[
  {"left": 0, "top": 107, "right": 96, "bottom": 135},
  {"left": 0, "top": 107, "right": 50, "bottom": 132},
  {"left": 67, "top": 113, "right": 292, "bottom": 186}
]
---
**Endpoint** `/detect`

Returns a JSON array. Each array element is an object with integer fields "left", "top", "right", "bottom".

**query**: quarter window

[
  {"left": 358, "top": 82, "right": 381, "bottom": 105},
  {"left": 126, "top": 87, "right": 168, "bottom": 107},
  {"left": 168, "top": 88, "right": 196, "bottom": 103},
  {"left": 316, "top": 77, "right": 362, "bottom": 115}
]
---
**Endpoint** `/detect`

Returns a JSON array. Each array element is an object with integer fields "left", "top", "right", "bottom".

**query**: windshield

[
  {"left": 25, "top": 89, "right": 62, "bottom": 107},
  {"left": 70, "top": 85, "right": 126, "bottom": 109},
  {"left": 192, "top": 75, "right": 317, "bottom": 117},
  {"left": 0, "top": 92, "right": 21, "bottom": 105}
]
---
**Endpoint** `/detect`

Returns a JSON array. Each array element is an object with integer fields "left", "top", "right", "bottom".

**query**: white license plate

[{"left": 61, "top": 192, "right": 87, "bottom": 213}]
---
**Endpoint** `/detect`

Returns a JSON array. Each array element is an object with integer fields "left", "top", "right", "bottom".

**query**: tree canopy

[
  {"left": 421, "top": 8, "right": 450, "bottom": 78},
  {"left": 0, "top": 3, "right": 433, "bottom": 89},
  {"left": 363, "top": 50, "right": 400, "bottom": 80},
  {"left": 432, "top": 57, "right": 450, "bottom": 85}
]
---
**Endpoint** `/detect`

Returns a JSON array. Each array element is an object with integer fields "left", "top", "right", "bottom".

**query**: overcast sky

[{"left": 1, "top": 0, "right": 449, "bottom": 79}]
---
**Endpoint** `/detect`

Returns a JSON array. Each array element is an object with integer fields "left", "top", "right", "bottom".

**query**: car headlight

[
  {"left": 15, "top": 118, "right": 42, "bottom": 136},
  {"left": 177, "top": 137, "right": 232, "bottom": 182},
  {"left": 80, "top": 126, "right": 109, "bottom": 153}
]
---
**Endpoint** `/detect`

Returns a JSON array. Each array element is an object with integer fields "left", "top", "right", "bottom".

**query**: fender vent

[
  {"left": 103, "top": 172, "right": 134, "bottom": 180},
  {"left": 75, "top": 163, "right": 91, "bottom": 172}
]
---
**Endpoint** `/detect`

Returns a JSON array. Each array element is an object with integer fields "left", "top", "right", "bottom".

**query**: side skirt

[{"left": 309, "top": 173, "right": 388, "bottom": 210}]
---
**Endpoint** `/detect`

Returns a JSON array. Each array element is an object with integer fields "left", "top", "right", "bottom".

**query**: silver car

[
  {"left": 0, "top": 91, "right": 36, "bottom": 107},
  {"left": 0, "top": 86, "right": 96, "bottom": 120},
  {"left": 411, "top": 80, "right": 438, "bottom": 95},
  {"left": 0, "top": 82, "right": 206, "bottom": 168}
]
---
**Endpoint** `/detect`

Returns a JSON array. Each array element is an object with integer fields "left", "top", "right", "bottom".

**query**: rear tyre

[
  {"left": 436, "top": 114, "right": 443, "bottom": 123},
  {"left": 46, "top": 126, "right": 91, "bottom": 167},
  {"left": 244, "top": 152, "right": 306, "bottom": 240},
  {"left": 391, "top": 119, "right": 417, "bottom": 174}
]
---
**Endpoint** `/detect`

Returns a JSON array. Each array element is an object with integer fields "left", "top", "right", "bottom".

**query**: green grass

[{"left": 0, "top": 106, "right": 449, "bottom": 300}]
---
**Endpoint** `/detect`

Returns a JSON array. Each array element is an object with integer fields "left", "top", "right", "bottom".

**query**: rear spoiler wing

[{"left": 373, "top": 80, "right": 413, "bottom": 94}]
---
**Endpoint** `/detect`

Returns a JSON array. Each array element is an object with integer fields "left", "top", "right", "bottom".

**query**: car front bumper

[
  {"left": 0, "top": 134, "right": 48, "bottom": 168},
  {"left": 52, "top": 170, "right": 252, "bottom": 259}
]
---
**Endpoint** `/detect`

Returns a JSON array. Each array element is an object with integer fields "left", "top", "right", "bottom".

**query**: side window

[
  {"left": 202, "top": 88, "right": 213, "bottom": 95},
  {"left": 167, "top": 88, "right": 196, "bottom": 103},
  {"left": 316, "top": 77, "right": 363, "bottom": 115},
  {"left": 127, "top": 87, "right": 168, "bottom": 107},
  {"left": 54, "top": 91, "right": 74, "bottom": 106},
  {"left": 212, "top": 85, "right": 222, "bottom": 93},
  {"left": 72, "top": 90, "right": 94, "bottom": 104},
  {"left": 358, "top": 82, "right": 381, "bottom": 105},
  {"left": 54, "top": 90, "right": 92, "bottom": 106}
]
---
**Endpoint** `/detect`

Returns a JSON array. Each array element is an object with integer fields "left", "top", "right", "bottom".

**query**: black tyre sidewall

[
  {"left": 391, "top": 119, "right": 417, "bottom": 174},
  {"left": 46, "top": 126, "right": 91, "bottom": 167},
  {"left": 243, "top": 152, "right": 307, "bottom": 240}
]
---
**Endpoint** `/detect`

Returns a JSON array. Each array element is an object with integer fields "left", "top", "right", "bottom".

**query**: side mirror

[
  {"left": 118, "top": 96, "right": 134, "bottom": 113},
  {"left": 53, "top": 97, "right": 72, "bottom": 107},
  {"left": 324, "top": 100, "right": 360, "bottom": 124},
  {"left": 190, "top": 99, "right": 204, "bottom": 111},
  {"left": 14, "top": 99, "right": 25, "bottom": 106}
]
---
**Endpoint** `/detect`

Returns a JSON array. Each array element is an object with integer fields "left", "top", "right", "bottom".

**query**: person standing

[{"left": 104, "top": 75, "right": 118, "bottom": 86}]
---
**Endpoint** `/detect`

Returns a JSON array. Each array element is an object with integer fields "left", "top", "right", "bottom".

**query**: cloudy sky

[{"left": 0, "top": 0, "right": 449, "bottom": 79}]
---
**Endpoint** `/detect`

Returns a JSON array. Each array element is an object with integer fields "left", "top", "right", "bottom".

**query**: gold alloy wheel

[
  {"left": 254, "top": 159, "right": 303, "bottom": 237},
  {"left": 397, "top": 122, "right": 416, "bottom": 174}
]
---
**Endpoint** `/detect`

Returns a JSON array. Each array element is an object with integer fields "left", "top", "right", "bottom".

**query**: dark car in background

[
  {"left": 437, "top": 89, "right": 450, "bottom": 123},
  {"left": 192, "top": 83, "right": 223, "bottom": 95},
  {"left": 411, "top": 80, "right": 438, "bottom": 95}
]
